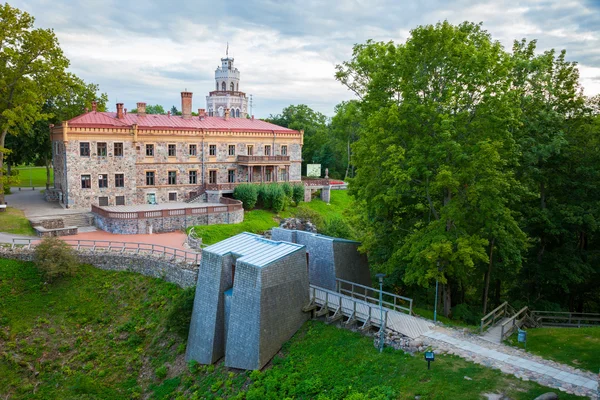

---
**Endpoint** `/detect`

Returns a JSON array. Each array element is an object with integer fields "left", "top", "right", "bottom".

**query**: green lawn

[
  {"left": 192, "top": 190, "right": 353, "bottom": 245},
  {"left": 412, "top": 307, "right": 478, "bottom": 331},
  {"left": 0, "top": 207, "right": 35, "bottom": 235},
  {"left": 12, "top": 166, "right": 53, "bottom": 187},
  {"left": 506, "top": 327, "right": 600, "bottom": 373},
  {"left": 0, "top": 258, "right": 585, "bottom": 400}
]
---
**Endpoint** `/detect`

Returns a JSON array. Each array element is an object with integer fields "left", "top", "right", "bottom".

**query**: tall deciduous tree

[
  {"left": 337, "top": 22, "right": 527, "bottom": 317},
  {"left": 0, "top": 3, "right": 68, "bottom": 203}
]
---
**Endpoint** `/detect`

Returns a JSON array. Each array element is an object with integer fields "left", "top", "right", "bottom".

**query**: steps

[{"left": 30, "top": 212, "right": 96, "bottom": 229}]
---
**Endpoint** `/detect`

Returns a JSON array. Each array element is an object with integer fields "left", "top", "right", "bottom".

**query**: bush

[
  {"left": 451, "top": 303, "right": 481, "bottom": 325},
  {"left": 294, "top": 205, "right": 324, "bottom": 228},
  {"left": 233, "top": 184, "right": 258, "bottom": 210},
  {"left": 320, "top": 217, "right": 354, "bottom": 240},
  {"left": 292, "top": 184, "right": 304, "bottom": 205},
  {"left": 34, "top": 237, "right": 78, "bottom": 282},
  {"left": 281, "top": 182, "right": 293, "bottom": 198},
  {"left": 155, "top": 365, "right": 168, "bottom": 379},
  {"left": 271, "top": 185, "right": 286, "bottom": 213},
  {"left": 256, "top": 184, "right": 270, "bottom": 209}
]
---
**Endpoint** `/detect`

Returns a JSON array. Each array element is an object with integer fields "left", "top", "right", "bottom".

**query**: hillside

[{"left": 0, "top": 258, "right": 586, "bottom": 399}]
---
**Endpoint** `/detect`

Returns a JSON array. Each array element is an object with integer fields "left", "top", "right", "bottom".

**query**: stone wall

[
  {"left": 44, "top": 188, "right": 61, "bottom": 202},
  {"left": 0, "top": 246, "right": 198, "bottom": 288},
  {"left": 94, "top": 207, "right": 243, "bottom": 234}
]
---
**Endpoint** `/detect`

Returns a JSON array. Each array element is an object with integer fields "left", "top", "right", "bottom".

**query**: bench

[
  {"left": 0, "top": 204, "right": 6, "bottom": 212},
  {"left": 34, "top": 225, "right": 78, "bottom": 237}
]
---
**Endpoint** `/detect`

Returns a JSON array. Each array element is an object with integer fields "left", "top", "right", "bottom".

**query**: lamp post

[{"left": 376, "top": 273, "right": 386, "bottom": 353}]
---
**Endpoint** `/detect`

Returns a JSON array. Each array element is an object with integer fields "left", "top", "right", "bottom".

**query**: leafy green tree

[
  {"left": 331, "top": 100, "right": 362, "bottom": 180},
  {"left": 0, "top": 3, "right": 69, "bottom": 203},
  {"left": 337, "top": 22, "right": 526, "bottom": 316},
  {"left": 146, "top": 104, "right": 166, "bottom": 114}
]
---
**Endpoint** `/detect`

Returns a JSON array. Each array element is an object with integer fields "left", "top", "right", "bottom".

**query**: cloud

[{"left": 13, "top": 0, "right": 600, "bottom": 116}]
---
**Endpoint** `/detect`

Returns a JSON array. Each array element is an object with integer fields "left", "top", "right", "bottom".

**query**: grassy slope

[
  {"left": 0, "top": 207, "right": 36, "bottom": 235},
  {"left": 506, "top": 327, "right": 600, "bottom": 373},
  {"left": 0, "top": 258, "right": 586, "bottom": 400},
  {"left": 191, "top": 190, "right": 352, "bottom": 245},
  {"left": 12, "top": 166, "right": 53, "bottom": 188}
]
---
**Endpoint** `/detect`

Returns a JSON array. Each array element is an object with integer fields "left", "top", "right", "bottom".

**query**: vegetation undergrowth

[
  {"left": 0, "top": 207, "right": 36, "bottom": 235},
  {"left": 505, "top": 327, "right": 600, "bottom": 373}
]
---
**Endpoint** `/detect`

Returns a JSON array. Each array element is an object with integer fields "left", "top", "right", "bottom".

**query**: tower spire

[{"left": 226, "top": 42, "right": 229, "bottom": 57}]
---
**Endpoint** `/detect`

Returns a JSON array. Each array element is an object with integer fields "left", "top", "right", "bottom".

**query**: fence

[
  {"left": 500, "top": 306, "right": 530, "bottom": 341},
  {"left": 480, "top": 301, "right": 512, "bottom": 333},
  {"left": 531, "top": 311, "right": 600, "bottom": 328},
  {"left": 335, "top": 277, "right": 413, "bottom": 315},
  {"left": 10, "top": 238, "right": 201, "bottom": 264}
]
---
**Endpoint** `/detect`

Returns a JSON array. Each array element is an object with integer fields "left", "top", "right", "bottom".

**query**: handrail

[
  {"left": 335, "top": 278, "right": 413, "bottom": 315},
  {"left": 500, "top": 306, "right": 529, "bottom": 341},
  {"left": 531, "top": 310, "right": 600, "bottom": 327},
  {"left": 480, "top": 301, "right": 509, "bottom": 334},
  {"left": 9, "top": 238, "right": 201, "bottom": 265}
]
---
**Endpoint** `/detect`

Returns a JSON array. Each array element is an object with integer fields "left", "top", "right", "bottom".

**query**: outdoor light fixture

[
  {"left": 425, "top": 351, "right": 435, "bottom": 370},
  {"left": 376, "top": 273, "right": 386, "bottom": 353}
]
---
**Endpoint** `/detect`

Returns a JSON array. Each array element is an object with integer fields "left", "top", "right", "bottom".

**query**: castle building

[
  {"left": 206, "top": 53, "right": 248, "bottom": 118},
  {"left": 50, "top": 55, "right": 303, "bottom": 209}
]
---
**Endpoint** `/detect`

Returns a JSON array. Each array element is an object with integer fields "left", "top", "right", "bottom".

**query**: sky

[{"left": 12, "top": 0, "right": 600, "bottom": 118}]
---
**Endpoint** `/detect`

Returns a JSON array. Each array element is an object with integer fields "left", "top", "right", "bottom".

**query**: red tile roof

[{"left": 67, "top": 111, "right": 297, "bottom": 133}]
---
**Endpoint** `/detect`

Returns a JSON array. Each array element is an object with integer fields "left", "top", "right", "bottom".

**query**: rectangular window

[
  {"left": 209, "top": 170, "right": 217, "bottom": 184},
  {"left": 247, "top": 145, "right": 254, "bottom": 155},
  {"left": 114, "top": 142, "right": 123, "bottom": 157},
  {"left": 209, "top": 144, "right": 216, "bottom": 156},
  {"left": 189, "top": 144, "right": 197, "bottom": 156},
  {"left": 168, "top": 192, "right": 177, "bottom": 202},
  {"left": 98, "top": 196, "right": 109, "bottom": 206},
  {"left": 81, "top": 174, "right": 91, "bottom": 189},
  {"left": 80, "top": 142, "right": 90, "bottom": 157},
  {"left": 265, "top": 145, "right": 271, "bottom": 156},
  {"left": 168, "top": 170, "right": 177, "bottom": 185},
  {"left": 115, "top": 173, "right": 124, "bottom": 188},
  {"left": 228, "top": 145, "right": 235, "bottom": 156},
  {"left": 146, "top": 144, "right": 154, "bottom": 156},
  {"left": 168, "top": 144, "right": 176, "bottom": 157},
  {"left": 189, "top": 170, "right": 197, "bottom": 184},
  {"left": 98, "top": 174, "right": 108, "bottom": 188},
  {"left": 146, "top": 171, "right": 155, "bottom": 186},
  {"left": 97, "top": 142, "right": 107, "bottom": 157},
  {"left": 281, "top": 145, "right": 287, "bottom": 156},
  {"left": 116, "top": 195, "right": 125, "bottom": 206},
  {"left": 228, "top": 169, "right": 235, "bottom": 183}
]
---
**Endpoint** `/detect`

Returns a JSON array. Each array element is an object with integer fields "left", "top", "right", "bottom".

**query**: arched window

[
  {"left": 236, "top": 109, "right": 240, "bottom": 118},
  {"left": 221, "top": 82, "right": 226, "bottom": 91},
  {"left": 230, "top": 82, "right": 235, "bottom": 91},
  {"left": 216, "top": 82, "right": 218, "bottom": 90}
]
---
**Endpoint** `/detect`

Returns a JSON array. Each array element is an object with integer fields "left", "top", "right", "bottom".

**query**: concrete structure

[
  {"left": 271, "top": 228, "right": 371, "bottom": 291},
  {"left": 186, "top": 233, "right": 309, "bottom": 370},
  {"left": 206, "top": 51, "right": 248, "bottom": 118},
  {"left": 50, "top": 55, "right": 303, "bottom": 210}
]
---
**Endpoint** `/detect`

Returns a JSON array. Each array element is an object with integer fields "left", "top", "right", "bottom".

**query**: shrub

[
  {"left": 451, "top": 303, "right": 481, "bottom": 325},
  {"left": 281, "top": 182, "right": 293, "bottom": 198},
  {"left": 271, "top": 185, "right": 286, "bottom": 213},
  {"left": 292, "top": 184, "right": 304, "bottom": 205},
  {"left": 294, "top": 205, "right": 324, "bottom": 228},
  {"left": 320, "top": 217, "right": 353, "bottom": 240},
  {"left": 34, "top": 237, "right": 78, "bottom": 282},
  {"left": 155, "top": 365, "right": 168, "bottom": 379},
  {"left": 256, "top": 184, "right": 270, "bottom": 209},
  {"left": 233, "top": 184, "right": 258, "bottom": 210}
]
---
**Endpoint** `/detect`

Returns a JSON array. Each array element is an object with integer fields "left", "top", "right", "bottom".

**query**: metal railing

[
  {"left": 309, "top": 285, "right": 389, "bottom": 331},
  {"left": 91, "top": 197, "right": 242, "bottom": 220},
  {"left": 335, "top": 278, "right": 413, "bottom": 315},
  {"left": 480, "top": 301, "right": 512, "bottom": 333},
  {"left": 531, "top": 311, "right": 600, "bottom": 328},
  {"left": 237, "top": 155, "right": 290, "bottom": 164},
  {"left": 10, "top": 238, "right": 201, "bottom": 265},
  {"left": 500, "top": 306, "right": 529, "bottom": 341}
]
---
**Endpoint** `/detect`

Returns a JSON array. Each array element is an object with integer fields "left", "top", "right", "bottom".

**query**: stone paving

[{"left": 419, "top": 327, "right": 598, "bottom": 399}]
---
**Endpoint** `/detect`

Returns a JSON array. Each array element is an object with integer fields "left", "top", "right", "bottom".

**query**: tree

[
  {"left": 337, "top": 22, "right": 527, "bottom": 317},
  {"left": 146, "top": 104, "right": 166, "bottom": 114},
  {"left": 330, "top": 100, "right": 362, "bottom": 180},
  {"left": 0, "top": 4, "right": 69, "bottom": 203}
]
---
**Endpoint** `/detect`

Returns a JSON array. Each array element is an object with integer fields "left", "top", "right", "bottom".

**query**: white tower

[{"left": 206, "top": 47, "right": 248, "bottom": 118}]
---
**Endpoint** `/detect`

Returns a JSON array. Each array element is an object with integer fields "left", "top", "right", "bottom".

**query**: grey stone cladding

[
  {"left": 271, "top": 228, "right": 372, "bottom": 291},
  {"left": 186, "top": 233, "right": 309, "bottom": 370}
]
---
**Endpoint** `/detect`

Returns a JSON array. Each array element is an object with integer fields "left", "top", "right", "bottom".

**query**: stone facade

[
  {"left": 271, "top": 228, "right": 372, "bottom": 291},
  {"left": 186, "top": 233, "right": 309, "bottom": 370},
  {"left": 94, "top": 207, "right": 244, "bottom": 234}
]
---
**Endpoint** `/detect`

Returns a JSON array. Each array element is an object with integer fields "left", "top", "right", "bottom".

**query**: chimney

[
  {"left": 116, "top": 103, "right": 124, "bottom": 119},
  {"left": 167, "top": 111, "right": 171, "bottom": 117},
  {"left": 137, "top": 102, "right": 146, "bottom": 116},
  {"left": 91, "top": 101, "right": 97, "bottom": 112},
  {"left": 251, "top": 115, "right": 254, "bottom": 121},
  {"left": 198, "top": 108, "right": 206, "bottom": 120},
  {"left": 224, "top": 108, "right": 230, "bottom": 121},
  {"left": 181, "top": 91, "right": 193, "bottom": 119},
  {"left": 124, "top": 108, "right": 127, "bottom": 116}
]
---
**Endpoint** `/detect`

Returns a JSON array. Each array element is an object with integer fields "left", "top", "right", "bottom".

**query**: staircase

[
  {"left": 480, "top": 303, "right": 540, "bottom": 343},
  {"left": 30, "top": 212, "right": 96, "bottom": 232},
  {"left": 185, "top": 187, "right": 207, "bottom": 203}
]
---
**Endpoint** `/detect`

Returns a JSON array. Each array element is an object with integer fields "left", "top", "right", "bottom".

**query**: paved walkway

[
  {"left": 481, "top": 317, "right": 510, "bottom": 343},
  {"left": 421, "top": 327, "right": 598, "bottom": 398},
  {"left": 5, "top": 188, "right": 80, "bottom": 218}
]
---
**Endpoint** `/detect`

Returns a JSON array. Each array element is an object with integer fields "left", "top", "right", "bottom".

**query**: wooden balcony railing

[
  {"left": 91, "top": 197, "right": 242, "bottom": 220},
  {"left": 237, "top": 155, "right": 290, "bottom": 164}
]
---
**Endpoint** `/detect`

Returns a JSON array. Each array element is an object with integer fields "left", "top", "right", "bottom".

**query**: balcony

[
  {"left": 208, "top": 90, "right": 246, "bottom": 98},
  {"left": 237, "top": 155, "right": 290, "bottom": 165}
]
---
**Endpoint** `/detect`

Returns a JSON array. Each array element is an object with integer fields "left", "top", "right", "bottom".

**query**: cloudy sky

[{"left": 12, "top": 0, "right": 600, "bottom": 117}]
